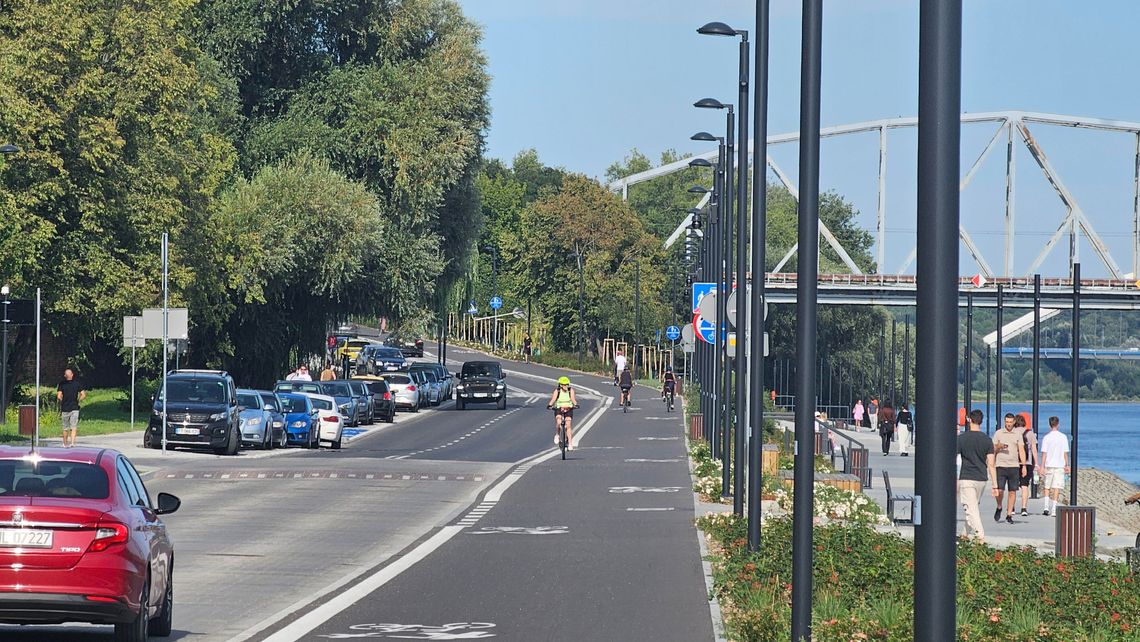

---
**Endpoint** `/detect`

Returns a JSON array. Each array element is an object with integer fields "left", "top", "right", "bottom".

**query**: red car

[{"left": 0, "top": 447, "right": 179, "bottom": 641}]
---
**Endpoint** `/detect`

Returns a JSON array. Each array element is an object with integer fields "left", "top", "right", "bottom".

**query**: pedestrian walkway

[{"left": 828, "top": 424, "right": 1137, "bottom": 556}]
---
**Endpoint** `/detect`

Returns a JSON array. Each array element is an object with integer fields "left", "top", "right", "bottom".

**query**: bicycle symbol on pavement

[{"left": 319, "top": 621, "right": 497, "bottom": 639}]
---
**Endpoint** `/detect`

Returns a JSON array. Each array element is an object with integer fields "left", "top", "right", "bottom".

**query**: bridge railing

[{"left": 762, "top": 272, "right": 1139, "bottom": 291}]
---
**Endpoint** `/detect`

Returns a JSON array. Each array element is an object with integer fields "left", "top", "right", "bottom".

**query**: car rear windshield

[
  {"left": 377, "top": 347, "right": 403, "bottom": 358},
  {"left": 276, "top": 382, "right": 321, "bottom": 394},
  {"left": 162, "top": 379, "right": 227, "bottom": 404},
  {"left": 363, "top": 381, "right": 389, "bottom": 394},
  {"left": 0, "top": 460, "right": 110, "bottom": 499},
  {"left": 321, "top": 382, "right": 353, "bottom": 397},
  {"left": 237, "top": 393, "right": 260, "bottom": 408},
  {"left": 279, "top": 396, "right": 309, "bottom": 413},
  {"left": 385, "top": 374, "right": 411, "bottom": 385},
  {"left": 462, "top": 363, "right": 500, "bottom": 378},
  {"left": 310, "top": 397, "right": 333, "bottom": 411}
]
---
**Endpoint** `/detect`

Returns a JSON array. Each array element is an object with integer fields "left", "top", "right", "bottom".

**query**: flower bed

[{"left": 696, "top": 513, "right": 1138, "bottom": 641}]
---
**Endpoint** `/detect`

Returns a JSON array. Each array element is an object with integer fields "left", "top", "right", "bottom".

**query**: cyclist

[
  {"left": 547, "top": 376, "right": 578, "bottom": 450},
  {"left": 661, "top": 366, "right": 677, "bottom": 404},
  {"left": 618, "top": 366, "right": 633, "bottom": 407}
]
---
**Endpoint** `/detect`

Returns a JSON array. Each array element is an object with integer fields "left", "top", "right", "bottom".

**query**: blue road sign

[
  {"left": 490, "top": 296, "right": 503, "bottom": 310},
  {"left": 467, "top": 300, "right": 478, "bottom": 315},
  {"left": 691, "top": 282, "right": 724, "bottom": 344},
  {"left": 665, "top": 325, "right": 681, "bottom": 341},
  {"left": 691, "top": 282, "right": 715, "bottom": 313}
]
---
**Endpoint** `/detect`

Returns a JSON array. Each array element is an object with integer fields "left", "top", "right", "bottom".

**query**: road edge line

[{"left": 682, "top": 400, "right": 729, "bottom": 642}]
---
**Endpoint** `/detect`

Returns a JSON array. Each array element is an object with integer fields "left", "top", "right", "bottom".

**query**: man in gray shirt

[{"left": 957, "top": 409, "right": 996, "bottom": 542}]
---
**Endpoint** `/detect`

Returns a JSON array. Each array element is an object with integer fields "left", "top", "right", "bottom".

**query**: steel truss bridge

[{"left": 610, "top": 110, "right": 1140, "bottom": 283}]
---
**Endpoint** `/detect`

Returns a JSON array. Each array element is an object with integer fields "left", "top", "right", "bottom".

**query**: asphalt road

[{"left": 0, "top": 346, "right": 713, "bottom": 642}]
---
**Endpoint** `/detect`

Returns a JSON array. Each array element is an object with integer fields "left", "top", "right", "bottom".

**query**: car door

[{"left": 116, "top": 458, "right": 166, "bottom": 615}]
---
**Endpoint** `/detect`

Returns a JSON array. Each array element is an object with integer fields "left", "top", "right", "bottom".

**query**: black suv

[
  {"left": 454, "top": 360, "right": 506, "bottom": 410},
  {"left": 146, "top": 370, "right": 242, "bottom": 455},
  {"left": 384, "top": 335, "right": 425, "bottom": 358}
]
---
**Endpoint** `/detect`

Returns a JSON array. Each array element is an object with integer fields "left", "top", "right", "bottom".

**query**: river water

[{"left": 969, "top": 401, "right": 1139, "bottom": 486}]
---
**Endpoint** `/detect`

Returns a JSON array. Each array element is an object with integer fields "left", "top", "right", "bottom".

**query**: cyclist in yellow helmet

[{"left": 546, "top": 376, "right": 579, "bottom": 450}]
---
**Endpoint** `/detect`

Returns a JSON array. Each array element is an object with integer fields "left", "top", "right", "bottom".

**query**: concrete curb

[{"left": 681, "top": 400, "right": 729, "bottom": 642}]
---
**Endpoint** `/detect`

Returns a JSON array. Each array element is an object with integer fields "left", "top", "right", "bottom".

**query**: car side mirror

[{"left": 155, "top": 492, "right": 181, "bottom": 515}]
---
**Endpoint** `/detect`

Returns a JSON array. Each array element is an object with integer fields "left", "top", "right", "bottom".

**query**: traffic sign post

[{"left": 489, "top": 296, "right": 503, "bottom": 351}]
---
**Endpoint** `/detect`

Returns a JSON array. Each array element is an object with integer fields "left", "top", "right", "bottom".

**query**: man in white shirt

[
  {"left": 1038, "top": 415, "right": 1070, "bottom": 517},
  {"left": 286, "top": 364, "right": 312, "bottom": 381},
  {"left": 613, "top": 351, "right": 627, "bottom": 386}
]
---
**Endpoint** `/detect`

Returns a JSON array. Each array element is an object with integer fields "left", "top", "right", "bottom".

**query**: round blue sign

[
  {"left": 490, "top": 296, "right": 503, "bottom": 310},
  {"left": 665, "top": 325, "right": 681, "bottom": 341}
]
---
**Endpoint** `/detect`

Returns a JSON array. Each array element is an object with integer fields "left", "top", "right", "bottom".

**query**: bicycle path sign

[
  {"left": 665, "top": 325, "right": 681, "bottom": 341},
  {"left": 691, "top": 282, "right": 722, "bottom": 344},
  {"left": 490, "top": 296, "right": 503, "bottom": 310}
]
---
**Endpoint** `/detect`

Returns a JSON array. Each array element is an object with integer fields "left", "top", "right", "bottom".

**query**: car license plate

[
  {"left": 175, "top": 427, "right": 199, "bottom": 436},
  {"left": 476, "top": 392, "right": 490, "bottom": 398},
  {"left": 0, "top": 529, "right": 53, "bottom": 548}
]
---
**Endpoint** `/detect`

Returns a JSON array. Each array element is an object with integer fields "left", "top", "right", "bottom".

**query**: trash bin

[
  {"left": 1055, "top": 506, "right": 1096, "bottom": 557},
  {"left": 689, "top": 415, "right": 703, "bottom": 441},
  {"left": 18, "top": 405, "right": 35, "bottom": 437}
]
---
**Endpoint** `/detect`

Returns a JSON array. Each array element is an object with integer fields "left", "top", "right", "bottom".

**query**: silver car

[
  {"left": 384, "top": 373, "right": 421, "bottom": 412},
  {"left": 237, "top": 389, "right": 275, "bottom": 449}
]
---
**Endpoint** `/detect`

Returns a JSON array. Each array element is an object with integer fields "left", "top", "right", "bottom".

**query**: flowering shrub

[
  {"left": 770, "top": 483, "right": 888, "bottom": 526},
  {"left": 695, "top": 513, "right": 1138, "bottom": 641},
  {"left": 689, "top": 438, "right": 730, "bottom": 502}
]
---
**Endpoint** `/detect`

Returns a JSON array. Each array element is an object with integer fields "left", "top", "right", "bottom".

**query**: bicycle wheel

[{"left": 559, "top": 419, "right": 567, "bottom": 460}]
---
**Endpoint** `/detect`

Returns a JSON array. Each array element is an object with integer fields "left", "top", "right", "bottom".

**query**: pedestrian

[
  {"left": 1016, "top": 414, "right": 1039, "bottom": 517},
  {"left": 1038, "top": 416, "right": 1070, "bottom": 517},
  {"left": 523, "top": 334, "right": 532, "bottom": 363},
  {"left": 613, "top": 350, "right": 627, "bottom": 386},
  {"left": 868, "top": 397, "right": 879, "bottom": 434},
  {"left": 991, "top": 412, "right": 1027, "bottom": 524},
  {"left": 852, "top": 398, "right": 865, "bottom": 431},
  {"left": 958, "top": 409, "right": 996, "bottom": 542},
  {"left": 877, "top": 402, "right": 895, "bottom": 455},
  {"left": 319, "top": 363, "right": 336, "bottom": 382},
  {"left": 895, "top": 403, "right": 913, "bottom": 456},
  {"left": 286, "top": 364, "right": 312, "bottom": 381},
  {"left": 56, "top": 368, "right": 85, "bottom": 447}
]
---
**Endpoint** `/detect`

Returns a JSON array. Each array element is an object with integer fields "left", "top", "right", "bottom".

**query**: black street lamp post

[{"left": 0, "top": 145, "right": 18, "bottom": 425}]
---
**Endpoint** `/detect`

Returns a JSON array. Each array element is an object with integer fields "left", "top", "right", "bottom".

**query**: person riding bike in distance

[
  {"left": 661, "top": 366, "right": 677, "bottom": 403},
  {"left": 547, "top": 376, "right": 578, "bottom": 450},
  {"left": 618, "top": 366, "right": 633, "bottom": 407}
]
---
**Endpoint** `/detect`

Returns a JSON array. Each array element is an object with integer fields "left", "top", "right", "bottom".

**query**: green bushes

[{"left": 697, "top": 513, "right": 1139, "bottom": 641}]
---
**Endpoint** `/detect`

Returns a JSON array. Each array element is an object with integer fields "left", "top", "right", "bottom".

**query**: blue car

[
  {"left": 318, "top": 380, "right": 363, "bottom": 426},
  {"left": 276, "top": 393, "right": 320, "bottom": 449}
]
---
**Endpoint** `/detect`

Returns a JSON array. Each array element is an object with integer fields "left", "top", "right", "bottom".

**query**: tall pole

[
  {"left": 996, "top": 284, "right": 1004, "bottom": 428},
  {"left": 1032, "top": 274, "right": 1041, "bottom": 499},
  {"left": 890, "top": 318, "right": 897, "bottom": 405},
  {"left": 0, "top": 288, "right": 8, "bottom": 426},
  {"left": 733, "top": 33, "right": 751, "bottom": 518},
  {"left": 491, "top": 250, "right": 499, "bottom": 352},
  {"left": 720, "top": 110, "right": 734, "bottom": 500},
  {"left": 914, "top": 0, "right": 962, "bottom": 637},
  {"left": 878, "top": 325, "right": 885, "bottom": 399},
  {"left": 903, "top": 315, "right": 911, "bottom": 404},
  {"left": 34, "top": 288, "right": 40, "bottom": 449},
  {"left": 162, "top": 233, "right": 169, "bottom": 454},
  {"left": 1070, "top": 263, "right": 1080, "bottom": 506},
  {"left": 635, "top": 262, "right": 642, "bottom": 379},
  {"left": 792, "top": 0, "right": 822, "bottom": 637},
  {"left": 985, "top": 346, "right": 992, "bottom": 434},
  {"left": 965, "top": 292, "right": 973, "bottom": 412},
  {"left": 577, "top": 252, "right": 585, "bottom": 368}
]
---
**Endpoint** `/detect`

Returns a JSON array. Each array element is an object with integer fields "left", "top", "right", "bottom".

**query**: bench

[
  {"left": 849, "top": 446, "right": 871, "bottom": 489},
  {"left": 882, "top": 470, "right": 915, "bottom": 525}
]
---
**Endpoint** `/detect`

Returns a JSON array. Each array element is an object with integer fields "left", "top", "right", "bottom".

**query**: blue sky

[{"left": 456, "top": 1, "right": 1140, "bottom": 279}]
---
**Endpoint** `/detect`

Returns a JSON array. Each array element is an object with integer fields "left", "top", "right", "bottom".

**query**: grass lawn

[{"left": 1, "top": 388, "right": 139, "bottom": 443}]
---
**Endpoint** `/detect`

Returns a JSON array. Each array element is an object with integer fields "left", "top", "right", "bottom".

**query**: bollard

[
  {"left": 1055, "top": 506, "right": 1096, "bottom": 557},
  {"left": 689, "top": 415, "right": 703, "bottom": 441}
]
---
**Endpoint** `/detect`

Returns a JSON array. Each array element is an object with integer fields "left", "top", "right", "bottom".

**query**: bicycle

[
  {"left": 550, "top": 405, "right": 577, "bottom": 460},
  {"left": 662, "top": 386, "right": 675, "bottom": 412},
  {"left": 620, "top": 387, "right": 631, "bottom": 413}
]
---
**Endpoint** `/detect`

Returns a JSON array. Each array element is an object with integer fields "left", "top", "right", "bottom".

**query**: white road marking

[
  {"left": 608, "top": 486, "right": 684, "bottom": 493},
  {"left": 638, "top": 437, "right": 680, "bottom": 441},
  {"left": 624, "top": 458, "right": 683, "bottom": 463},
  {"left": 626, "top": 507, "right": 676, "bottom": 512},
  {"left": 469, "top": 526, "right": 569, "bottom": 535}
]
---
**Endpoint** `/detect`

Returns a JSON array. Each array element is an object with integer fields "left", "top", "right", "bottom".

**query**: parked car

[
  {"left": 455, "top": 360, "right": 507, "bottom": 410},
  {"left": 383, "top": 372, "right": 421, "bottom": 412},
  {"left": 304, "top": 393, "right": 344, "bottom": 449},
  {"left": 347, "top": 380, "right": 375, "bottom": 424},
  {"left": 259, "top": 391, "right": 289, "bottom": 448},
  {"left": 336, "top": 338, "right": 377, "bottom": 367},
  {"left": 146, "top": 370, "right": 241, "bottom": 455},
  {"left": 236, "top": 389, "right": 275, "bottom": 450},
  {"left": 356, "top": 345, "right": 407, "bottom": 375},
  {"left": 407, "top": 369, "right": 435, "bottom": 408},
  {"left": 317, "top": 381, "right": 363, "bottom": 426},
  {"left": 352, "top": 376, "right": 396, "bottom": 423},
  {"left": 274, "top": 380, "right": 322, "bottom": 395},
  {"left": 412, "top": 367, "right": 444, "bottom": 407},
  {"left": 0, "top": 447, "right": 180, "bottom": 639},
  {"left": 384, "top": 335, "right": 424, "bottom": 358},
  {"left": 276, "top": 393, "right": 320, "bottom": 448},
  {"left": 428, "top": 363, "right": 453, "bottom": 400}
]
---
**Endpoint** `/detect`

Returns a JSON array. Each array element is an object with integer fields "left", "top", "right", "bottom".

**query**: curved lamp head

[
  {"left": 697, "top": 21, "right": 739, "bottom": 37},
  {"left": 686, "top": 207, "right": 703, "bottom": 215},
  {"left": 687, "top": 185, "right": 711, "bottom": 194},
  {"left": 688, "top": 158, "right": 714, "bottom": 169},
  {"left": 690, "top": 132, "right": 718, "bottom": 142},
  {"left": 694, "top": 98, "right": 727, "bottom": 110},
  {"left": 0, "top": 144, "right": 19, "bottom": 155}
]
